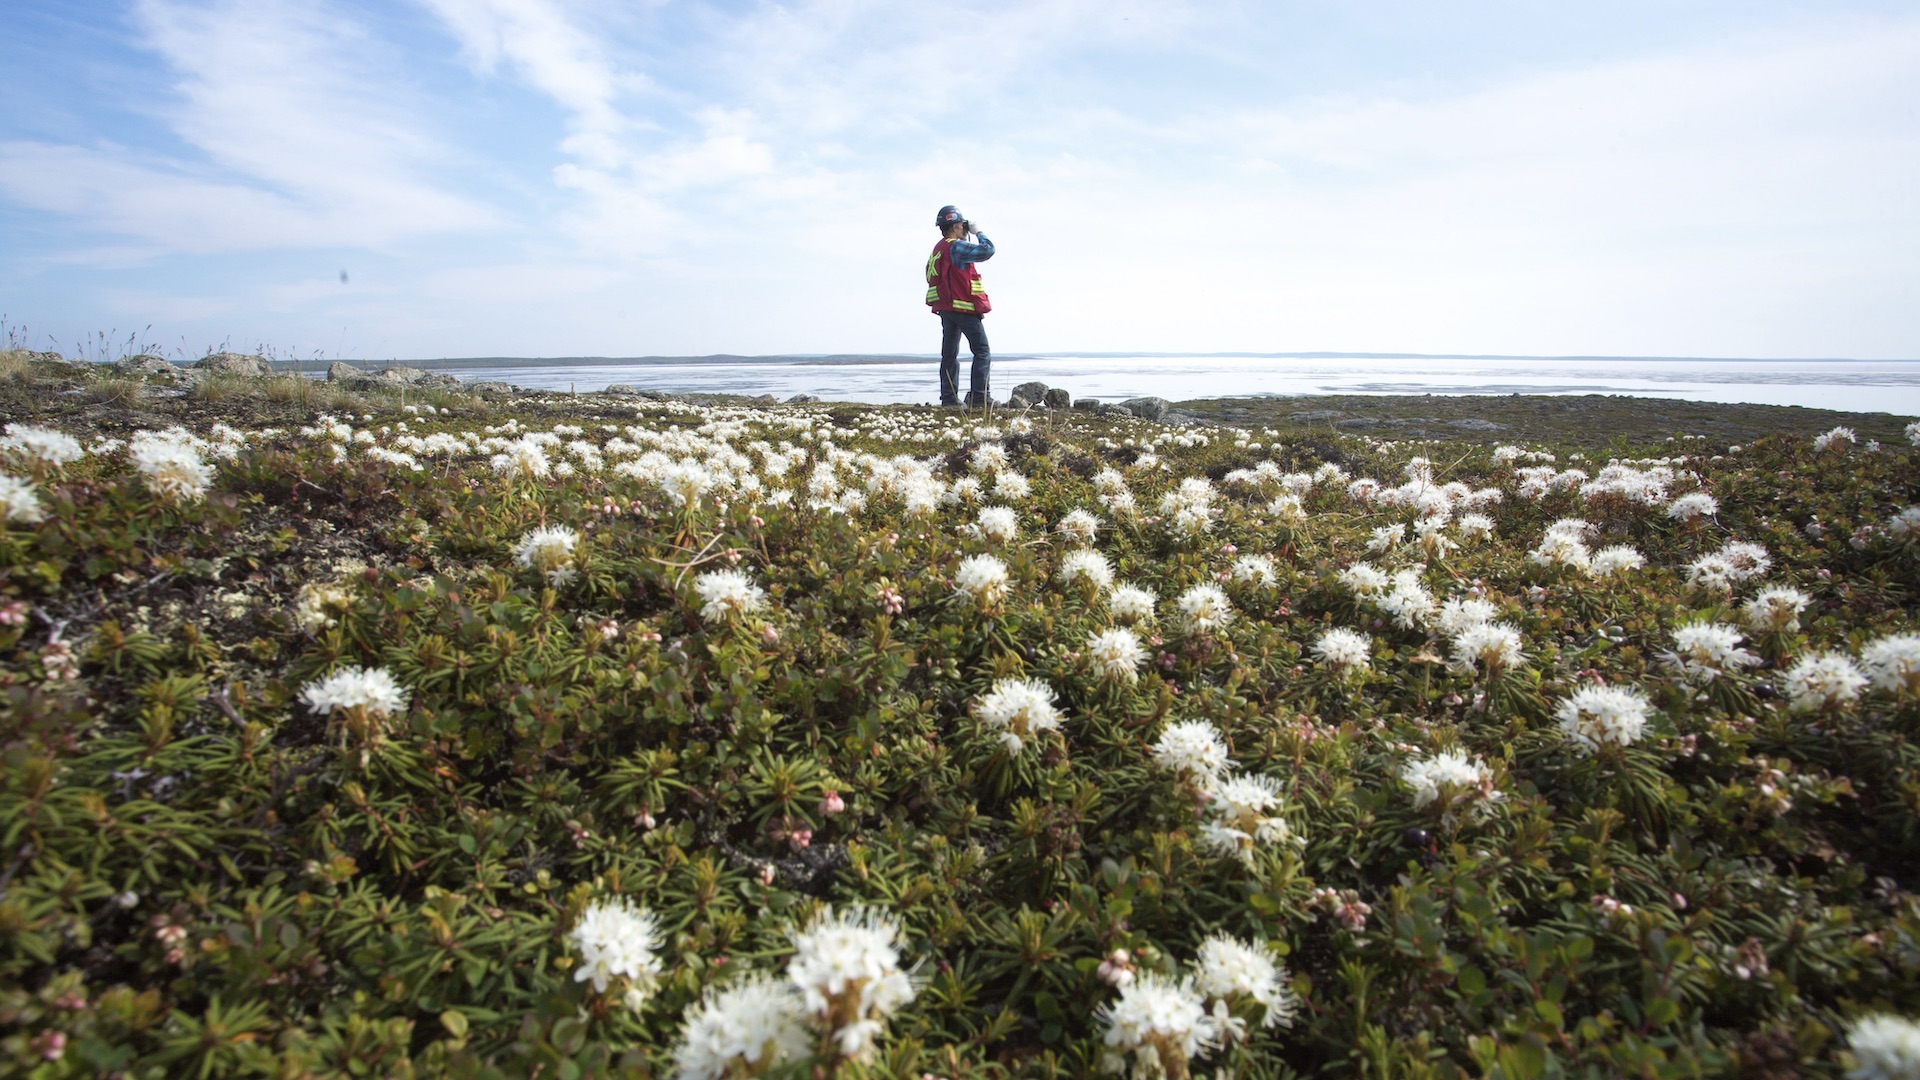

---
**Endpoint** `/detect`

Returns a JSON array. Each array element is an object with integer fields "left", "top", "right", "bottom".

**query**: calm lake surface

[{"left": 428, "top": 355, "right": 1920, "bottom": 415}]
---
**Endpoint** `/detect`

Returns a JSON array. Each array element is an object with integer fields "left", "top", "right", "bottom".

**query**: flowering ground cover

[{"left": 2, "top": 357, "right": 1920, "bottom": 1077}]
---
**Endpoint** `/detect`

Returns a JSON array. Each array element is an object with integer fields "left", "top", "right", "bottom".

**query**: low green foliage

[{"left": 1, "top": 389, "right": 1918, "bottom": 1078}]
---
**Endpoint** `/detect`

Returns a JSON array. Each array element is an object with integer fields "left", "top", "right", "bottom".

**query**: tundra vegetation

[{"left": 1, "top": 351, "right": 1919, "bottom": 1078}]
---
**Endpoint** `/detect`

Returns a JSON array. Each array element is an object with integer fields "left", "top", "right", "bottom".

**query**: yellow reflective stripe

[
  {"left": 951, "top": 299, "right": 975, "bottom": 312},
  {"left": 925, "top": 288, "right": 940, "bottom": 302},
  {"left": 969, "top": 280, "right": 986, "bottom": 293}
]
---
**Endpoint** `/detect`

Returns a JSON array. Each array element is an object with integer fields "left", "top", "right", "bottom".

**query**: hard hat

[{"left": 935, "top": 205, "right": 965, "bottom": 228}]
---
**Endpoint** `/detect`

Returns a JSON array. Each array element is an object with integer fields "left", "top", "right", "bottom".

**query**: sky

[{"left": 1, "top": 0, "right": 1917, "bottom": 362}]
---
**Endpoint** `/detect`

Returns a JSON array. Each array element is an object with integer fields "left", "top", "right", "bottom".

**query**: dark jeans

[{"left": 938, "top": 311, "right": 990, "bottom": 405}]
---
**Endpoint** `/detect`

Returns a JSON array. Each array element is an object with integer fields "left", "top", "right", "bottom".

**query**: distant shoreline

[{"left": 271, "top": 352, "right": 1920, "bottom": 373}]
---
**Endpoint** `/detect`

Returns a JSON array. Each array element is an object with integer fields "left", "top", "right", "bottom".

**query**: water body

[{"left": 415, "top": 355, "right": 1920, "bottom": 415}]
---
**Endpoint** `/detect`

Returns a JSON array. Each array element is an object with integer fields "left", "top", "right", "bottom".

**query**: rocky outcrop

[
  {"left": 466, "top": 381, "right": 519, "bottom": 397},
  {"left": 786, "top": 394, "right": 821, "bottom": 404},
  {"left": 326, "top": 361, "right": 365, "bottom": 383},
  {"left": 603, "top": 384, "right": 640, "bottom": 396},
  {"left": 1042, "top": 388, "right": 1071, "bottom": 410},
  {"left": 114, "top": 354, "right": 183, "bottom": 380},
  {"left": 1010, "top": 381, "right": 1050, "bottom": 407},
  {"left": 373, "top": 366, "right": 463, "bottom": 390},
  {"left": 1119, "top": 396, "right": 1170, "bottom": 421},
  {"left": 195, "top": 352, "right": 270, "bottom": 377}
]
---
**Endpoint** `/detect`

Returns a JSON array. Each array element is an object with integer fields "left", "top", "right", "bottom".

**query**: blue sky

[{"left": 2, "top": 0, "right": 1916, "bottom": 361}]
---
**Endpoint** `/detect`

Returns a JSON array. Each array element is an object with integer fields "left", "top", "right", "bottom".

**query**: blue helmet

[{"left": 935, "top": 205, "right": 965, "bottom": 229}]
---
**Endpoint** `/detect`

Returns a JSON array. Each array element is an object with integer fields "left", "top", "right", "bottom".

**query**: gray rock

[
  {"left": 373, "top": 366, "right": 462, "bottom": 389},
  {"left": 751, "top": 394, "right": 778, "bottom": 406},
  {"left": 1043, "top": 388, "right": 1072, "bottom": 410},
  {"left": 1073, "top": 397, "right": 1100, "bottom": 411},
  {"left": 1007, "top": 394, "right": 1033, "bottom": 409},
  {"left": 1289, "top": 410, "right": 1347, "bottom": 423},
  {"left": 466, "top": 380, "right": 519, "bottom": 397},
  {"left": 195, "top": 351, "right": 269, "bottom": 377},
  {"left": 1119, "top": 396, "right": 1170, "bottom": 421},
  {"left": 114, "top": 354, "right": 182, "bottom": 380},
  {"left": 1096, "top": 403, "right": 1132, "bottom": 417},
  {"left": 786, "top": 394, "right": 821, "bottom": 404},
  {"left": 602, "top": 384, "right": 640, "bottom": 396},
  {"left": 326, "top": 361, "right": 366, "bottom": 383},
  {"left": 1011, "top": 380, "right": 1050, "bottom": 405},
  {"left": 1449, "top": 418, "right": 1510, "bottom": 431}
]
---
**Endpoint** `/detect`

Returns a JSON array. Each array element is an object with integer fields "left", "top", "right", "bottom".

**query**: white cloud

[{"left": 0, "top": 0, "right": 494, "bottom": 256}]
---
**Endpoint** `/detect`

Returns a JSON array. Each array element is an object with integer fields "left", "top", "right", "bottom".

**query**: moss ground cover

[{"left": 2, "top": 356, "right": 1920, "bottom": 1077}]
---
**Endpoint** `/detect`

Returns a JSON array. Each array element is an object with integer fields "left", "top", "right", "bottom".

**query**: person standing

[{"left": 925, "top": 205, "right": 994, "bottom": 407}]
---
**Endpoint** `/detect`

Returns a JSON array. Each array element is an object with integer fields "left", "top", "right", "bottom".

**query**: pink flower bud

[
  {"left": 761, "top": 624, "right": 781, "bottom": 646},
  {"left": 819, "top": 791, "right": 845, "bottom": 816}
]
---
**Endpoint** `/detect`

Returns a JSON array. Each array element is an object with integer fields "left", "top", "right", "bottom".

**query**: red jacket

[{"left": 925, "top": 238, "right": 991, "bottom": 315}]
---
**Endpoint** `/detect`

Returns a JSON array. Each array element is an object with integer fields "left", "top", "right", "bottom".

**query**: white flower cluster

[
  {"left": 1176, "top": 583, "right": 1233, "bottom": 634},
  {"left": 1198, "top": 772, "right": 1302, "bottom": 865},
  {"left": 785, "top": 906, "right": 917, "bottom": 1061},
  {"left": 1667, "top": 623, "right": 1760, "bottom": 685},
  {"left": 1686, "top": 539, "right": 1772, "bottom": 592},
  {"left": 1780, "top": 651, "right": 1869, "bottom": 713},
  {"left": 1087, "top": 627, "right": 1148, "bottom": 684},
  {"left": 1665, "top": 491, "right": 1719, "bottom": 522},
  {"left": 671, "top": 975, "right": 813, "bottom": 1080},
  {"left": 1151, "top": 720, "right": 1230, "bottom": 783},
  {"left": 1311, "top": 627, "right": 1372, "bottom": 680},
  {"left": 1097, "top": 936, "right": 1297, "bottom": 1078},
  {"left": 0, "top": 473, "right": 47, "bottom": 525},
  {"left": 1528, "top": 518, "right": 1594, "bottom": 572},
  {"left": 1742, "top": 586, "right": 1810, "bottom": 633},
  {"left": 1057, "top": 508, "right": 1101, "bottom": 545},
  {"left": 695, "top": 569, "right": 769, "bottom": 623},
  {"left": 1555, "top": 685, "right": 1654, "bottom": 754},
  {"left": 1230, "top": 553, "right": 1276, "bottom": 587},
  {"left": 570, "top": 897, "right": 664, "bottom": 1009},
  {"left": 1060, "top": 548, "right": 1116, "bottom": 591},
  {"left": 953, "top": 554, "right": 1011, "bottom": 609},
  {"left": 1157, "top": 476, "right": 1216, "bottom": 539},
  {"left": 1863, "top": 634, "right": 1920, "bottom": 697},
  {"left": 0, "top": 424, "right": 85, "bottom": 468},
  {"left": 1097, "top": 974, "right": 1219, "bottom": 1079},
  {"left": 300, "top": 666, "right": 410, "bottom": 717},
  {"left": 1450, "top": 621, "right": 1526, "bottom": 676},
  {"left": 1812, "top": 425, "right": 1857, "bottom": 452},
  {"left": 1109, "top": 584, "right": 1157, "bottom": 624},
  {"left": 1846, "top": 1013, "right": 1920, "bottom": 1080},
  {"left": 973, "top": 677, "right": 1065, "bottom": 753},
  {"left": 1401, "top": 749, "right": 1500, "bottom": 810},
  {"left": 975, "top": 504, "right": 1018, "bottom": 543},
  {"left": 514, "top": 525, "right": 581, "bottom": 587},
  {"left": 130, "top": 427, "right": 214, "bottom": 502}
]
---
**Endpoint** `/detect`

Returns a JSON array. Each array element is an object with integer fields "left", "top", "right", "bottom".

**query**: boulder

[
  {"left": 466, "top": 380, "right": 519, "bottom": 397},
  {"left": 326, "top": 361, "right": 367, "bottom": 383},
  {"left": 751, "top": 394, "right": 779, "bottom": 406},
  {"left": 1072, "top": 397, "right": 1101, "bottom": 411},
  {"left": 786, "top": 393, "right": 821, "bottom": 404},
  {"left": 603, "top": 384, "right": 640, "bottom": 396},
  {"left": 114, "top": 354, "right": 182, "bottom": 380},
  {"left": 195, "top": 352, "right": 269, "bottom": 377},
  {"left": 374, "top": 366, "right": 462, "bottom": 390},
  {"left": 1007, "top": 393, "right": 1034, "bottom": 409},
  {"left": 1011, "top": 380, "right": 1050, "bottom": 405},
  {"left": 1043, "top": 388, "right": 1072, "bottom": 410},
  {"left": 1119, "top": 396, "right": 1170, "bottom": 421}
]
